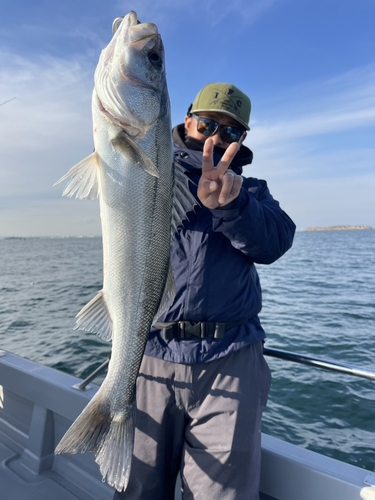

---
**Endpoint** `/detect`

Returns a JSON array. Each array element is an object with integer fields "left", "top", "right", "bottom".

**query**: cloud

[
  {"left": 270, "top": 173, "right": 375, "bottom": 230},
  {"left": 1, "top": 25, "right": 374, "bottom": 236},
  {"left": 249, "top": 64, "right": 375, "bottom": 147},
  {"left": 252, "top": 107, "right": 375, "bottom": 147},
  {"left": 115, "top": 0, "right": 280, "bottom": 29},
  {"left": 203, "top": 0, "right": 281, "bottom": 26},
  {"left": 239, "top": 65, "right": 375, "bottom": 229},
  {"left": 0, "top": 51, "right": 94, "bottom": 199},
  {"left": 0, "top": 198, "right": 100, "bottom": 237},
  {"left": 243, "top": 141, "right": 375, "bottom": 230},
  {"left": 243, "top": 135, "right": 375, "bottom": 230}
]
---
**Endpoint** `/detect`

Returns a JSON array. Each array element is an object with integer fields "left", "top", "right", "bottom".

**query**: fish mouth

[
  {"left": 95, "top": 11, "right": 164, "bottom": 133},
  {"left": 114, "top": 11, "right": 159, "bottom": 49}
]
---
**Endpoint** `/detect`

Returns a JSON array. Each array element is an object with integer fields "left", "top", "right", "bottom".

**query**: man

[{"left": 114, "top": 83, "right": 296, "bottom": 500}]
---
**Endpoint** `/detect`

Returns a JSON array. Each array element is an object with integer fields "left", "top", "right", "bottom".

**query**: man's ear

[{"left": 184, "top": 115, "right": 193, "bottom": 134}]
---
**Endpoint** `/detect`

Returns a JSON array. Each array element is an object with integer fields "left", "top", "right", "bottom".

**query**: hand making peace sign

[{"left": 197, "top": 138, "right": 243, "bottom": 209}]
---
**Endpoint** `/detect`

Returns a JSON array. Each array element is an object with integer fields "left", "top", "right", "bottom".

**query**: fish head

[{"left": 94, "top": 11, "right": 170, "bottom": 136}]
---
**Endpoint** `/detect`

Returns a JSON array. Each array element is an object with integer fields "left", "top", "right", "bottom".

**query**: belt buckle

[
  {"left": 179, "top": 321, "right": 201, "bottom": 339},
  {"left": 200, "top": 322, "right": 207, "bottom": 338},
  {"left": 214, "top": 323, "right": 225, "bottom": 338},
  {"left": 162, "top": 324, "right": 176, "bottom": 340}
]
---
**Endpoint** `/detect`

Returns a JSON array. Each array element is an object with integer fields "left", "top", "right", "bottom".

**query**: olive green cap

[{"left": 189, "top": 83, "right": 251, "bottom": 130}]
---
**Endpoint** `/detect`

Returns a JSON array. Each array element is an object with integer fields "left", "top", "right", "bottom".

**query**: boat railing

[
  {"left": 72, "top": 357, "right": 111, "bottom": 391},
  {"left": 72, "top": 347, "right": 375, "bottom": 391},
  {"left": 263, "top": 347, "right": 375, "bottom": 380}
]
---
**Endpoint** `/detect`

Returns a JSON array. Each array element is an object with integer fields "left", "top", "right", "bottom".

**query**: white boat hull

[{"left": 0, "top": 350, "right": 373, "bottom": 499}]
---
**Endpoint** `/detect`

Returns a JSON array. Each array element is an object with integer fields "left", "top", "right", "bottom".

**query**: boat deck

[
  {"left": 0, "top": 441, "right": 82, "bottom": 500},
  {"left": 0, "top": 439, "right": 277, "bottom": 499},
  {"left": 0, "top": 350, "right": 373, "bottom": 500}
]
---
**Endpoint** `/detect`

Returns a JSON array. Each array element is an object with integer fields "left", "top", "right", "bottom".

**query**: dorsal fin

[
  {"left": 153, "top": 160, "right": 198, "bottom": 323},
  {"left": 171, "top": 159, "right": 198, "bottom": 234},
  {"left": 152, "top": 263, "right": 175, "bottom": 325}
]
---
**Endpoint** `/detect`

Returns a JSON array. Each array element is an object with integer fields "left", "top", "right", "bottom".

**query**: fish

[{"left": 54, "top": 11, "right": 195, "bottom": 492}]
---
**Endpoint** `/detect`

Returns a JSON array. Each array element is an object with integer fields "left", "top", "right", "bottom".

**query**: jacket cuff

[{"left": 210, "top": 188, "right": 248, "bottom": 219}]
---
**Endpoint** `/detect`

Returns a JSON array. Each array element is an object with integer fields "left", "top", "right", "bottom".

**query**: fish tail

[
  {"left": 55, "top": 391, "right": 136, "bottom": 492},
  {"left": 96, "top": 407, "right": 136, "bottom": 492}
]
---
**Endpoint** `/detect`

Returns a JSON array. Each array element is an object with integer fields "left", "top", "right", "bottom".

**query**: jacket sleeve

[{"left": 210, "top": 178, "right": 296, "bottom": 264}]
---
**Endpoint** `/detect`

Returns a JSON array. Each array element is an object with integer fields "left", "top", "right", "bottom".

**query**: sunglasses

[{"left": 190, "top": 113, "right": 245, "bottom": 144}]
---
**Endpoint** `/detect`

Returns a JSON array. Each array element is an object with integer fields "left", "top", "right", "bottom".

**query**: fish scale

[{"left": 53, "top": 11, "right": 196, "bottom": 492}]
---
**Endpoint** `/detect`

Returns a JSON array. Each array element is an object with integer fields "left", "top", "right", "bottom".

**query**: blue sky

[{"left": 0, "top": 0, "right": 374, "bottom": 236}]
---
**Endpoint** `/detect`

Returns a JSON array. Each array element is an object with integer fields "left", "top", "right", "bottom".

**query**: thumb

[{"left": 208, "top": 180, "right": 218, "bottom": 192}]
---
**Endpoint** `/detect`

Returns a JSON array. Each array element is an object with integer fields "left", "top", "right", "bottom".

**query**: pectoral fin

[{"left": 112, "top": 131, "right": 159, "bottom": 178}]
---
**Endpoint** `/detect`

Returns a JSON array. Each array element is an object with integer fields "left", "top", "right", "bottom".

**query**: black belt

[{"left": 154, "top": 319, "right": 247, "bottom": 340}]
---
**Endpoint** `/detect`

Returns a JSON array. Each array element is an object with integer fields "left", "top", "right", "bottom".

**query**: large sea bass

[{"left": 54, "top": 11, "right": 194, "bottom": 492}]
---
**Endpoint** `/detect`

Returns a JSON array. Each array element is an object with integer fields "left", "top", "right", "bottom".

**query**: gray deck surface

[
  {"left": 0, "top": 439, "right": 277, "bottom": 499},
  {"left": 0, "top": 440, "right": 277, "bottom": 500},
  {"left": 0, "top": 441, "right": 81, "bottom": 500}
]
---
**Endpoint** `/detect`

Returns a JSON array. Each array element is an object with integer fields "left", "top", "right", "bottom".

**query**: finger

[
  {"left": 197, "top": 176, "right": 219, "bottom": 205},
  {"left": 202, "top": 138, "right": 214, "bottom": 174},
  {"left": 218, "top": 171, "right": 236, "bottom": 205},
  {"left": 199, "top": 178, "right": 219, "bottom": 195},
  {"left": 215, "top": 142, "right": 239, "bottom": 176},
  {"left": 198, "top": 181, "right": 219, "bottom": 208},
  {"left": 219, "top": 172, "right": 243, "bottom": 206}
]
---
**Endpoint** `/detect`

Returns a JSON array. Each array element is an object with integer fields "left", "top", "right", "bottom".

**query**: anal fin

[{"left": 74, "top": 290, "right": 112, "bottom": 341}]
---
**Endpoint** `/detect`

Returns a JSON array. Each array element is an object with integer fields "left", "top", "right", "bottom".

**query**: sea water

[{"left": 0, "top": 230, "right": 374, "bottom": 471}]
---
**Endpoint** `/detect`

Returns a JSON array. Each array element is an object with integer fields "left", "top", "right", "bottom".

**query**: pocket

[
  {"left": 263, "top": 357, "right": 272, "bottom": 407},
  {"left": 258, "top": 346, "right": 272, "bottom": 409}
]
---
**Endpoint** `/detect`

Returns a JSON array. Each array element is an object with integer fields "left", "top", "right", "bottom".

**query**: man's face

[{"left": 184, "top": 112, "right": 246, "bottom": 149}]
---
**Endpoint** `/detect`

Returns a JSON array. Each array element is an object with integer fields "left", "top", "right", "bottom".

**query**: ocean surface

[{"left": 0, "top": 230, "right": 374, "bottom": 471}]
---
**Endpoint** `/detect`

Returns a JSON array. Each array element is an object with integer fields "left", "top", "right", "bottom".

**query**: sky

[{"left": 0, "top": 0, "right": 374, "bottom": 236}]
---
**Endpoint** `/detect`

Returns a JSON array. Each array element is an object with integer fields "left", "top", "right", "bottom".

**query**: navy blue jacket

[{"left": 144, "top": 125, "right": 296, "bottom": 364}]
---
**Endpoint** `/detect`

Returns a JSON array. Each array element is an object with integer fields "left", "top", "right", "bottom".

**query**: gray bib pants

[{"left": 113, "top": 341, "right": 271, "bottom": 500}]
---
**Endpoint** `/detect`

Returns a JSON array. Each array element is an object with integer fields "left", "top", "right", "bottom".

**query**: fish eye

[{"left": 148, "top": 51, "right": 163, "bottom": 68}]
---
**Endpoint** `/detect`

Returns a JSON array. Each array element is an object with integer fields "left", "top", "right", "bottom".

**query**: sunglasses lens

[
  {"left": 221, "top": 126, "right": 242, "bottom": 143},
  {"left": 196, "top": 117, "right": 218, "bottom": 137},
  {"left": 193, "top": 114, "right": 243, "bottom": 143}
]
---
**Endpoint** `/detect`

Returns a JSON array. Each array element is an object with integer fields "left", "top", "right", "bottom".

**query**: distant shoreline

[{"left": 305, "top": 225, "right": 373, "bottom": 232}]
